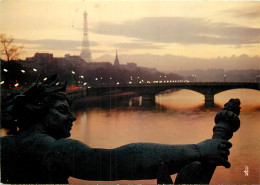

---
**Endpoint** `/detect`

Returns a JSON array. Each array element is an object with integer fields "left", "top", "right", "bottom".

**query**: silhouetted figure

[{"left": 1, "top": 75, "right": 232, "bottom": 184}]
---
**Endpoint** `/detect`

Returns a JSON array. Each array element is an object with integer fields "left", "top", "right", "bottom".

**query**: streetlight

[
  {"left": 21, "top": 70, "right": 26, "bottom": 73},
  {"left": 43, "top": 78, "right": 47, "bottom": 81},
  {"left": 33, "top": 68, "right": 37, "bottom": 72},
  {"left": 72, "top": 71, "right": 75, "bottom": 74},
  {"left": 0, "top": 81, "right": 4, "bottom": 85},
  {"left": 3, "top": 69, "right": 8, "bottom": 72}
]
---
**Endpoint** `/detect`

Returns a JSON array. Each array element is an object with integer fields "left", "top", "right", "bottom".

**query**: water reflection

[{"left": 69, "top": 89, "right": 260, "bottom": 184}]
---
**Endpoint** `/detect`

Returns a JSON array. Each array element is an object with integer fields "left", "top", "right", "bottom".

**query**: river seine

[{"left": 69, "top": 89, "right": 260, "bottom": 184}]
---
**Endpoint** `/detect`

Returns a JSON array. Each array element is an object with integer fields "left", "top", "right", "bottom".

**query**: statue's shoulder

[
  {"left": 1, "top": 136, "right": 15, "bottom": 146},
  {"left": 0, "top": 136, "right": 16, "bottom": 154}
]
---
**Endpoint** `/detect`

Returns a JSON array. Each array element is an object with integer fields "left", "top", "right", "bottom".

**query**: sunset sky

[{"left": 0, "top": 0, "right": 260, "bottom": 71}]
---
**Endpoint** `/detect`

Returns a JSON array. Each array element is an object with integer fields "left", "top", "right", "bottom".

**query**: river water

[{"left": 69, "top": 89, "right": 260, "bottom": 184}]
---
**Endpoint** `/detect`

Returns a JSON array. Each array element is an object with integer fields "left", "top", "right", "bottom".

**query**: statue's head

[{"left": 6, "top": 75, "right": 76, "bottom": 139}]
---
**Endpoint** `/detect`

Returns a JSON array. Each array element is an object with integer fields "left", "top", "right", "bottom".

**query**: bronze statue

[{"left": 1, "top": 75, "right": 238, "bottom": 184}]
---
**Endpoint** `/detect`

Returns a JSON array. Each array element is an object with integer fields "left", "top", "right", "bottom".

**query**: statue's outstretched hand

[{"left": 197, "top": 139, "right": 232, "bottom": 168}]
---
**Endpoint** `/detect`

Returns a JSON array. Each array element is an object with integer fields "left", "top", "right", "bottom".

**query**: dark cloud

[
  {"left": 90, "top": 17, "right": 260, "bottom": 45},
  {"left": 14, "top": 39, "right": 98, "bottom": 51}
]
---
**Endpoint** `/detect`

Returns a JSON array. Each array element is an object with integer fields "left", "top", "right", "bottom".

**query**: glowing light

[
  {"left": 116, "top": 82, "right": 120, "bottom": 85},
  {"left": 14, "top": 83, "right": 19, "bottom": 87},
  {"left": 88, "top": 86, "right": 91, "bottom": 89},
  {"left": 43, "top": 78, "right": 47, "bottom": 81},
  {"left": 72, "top": 71, "right": 75, "bottom": 74},
  {"left": 129, "top": 81, "right": 132, "bottom": 84},
  {"left": 56, "top": 82, "right": 59, "bottom": 85},
  {"left": 83, "top": 82, "right": 87, "bottom": 85},
  {"left": 0, "top": 81, "right": 4, "bottom": 85},
  {"left": 95, "top": 78, "right": 98, "bottom": 80},
  {"left": 21, "top": 70, "right": 25, "bottom": 73},
  {"left": 33, "top": 68, "right": 37, "bottom": 72},
  {"left": 110, "top": 77, "right": 112, "bottom": 80},
  {"left": 3, "top": 69, "right": 8, "bottom": 72}
]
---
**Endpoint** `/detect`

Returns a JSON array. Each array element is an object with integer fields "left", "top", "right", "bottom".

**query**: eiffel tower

[{"left": 80, "top": 9, "right": 92, "bottom": 63}]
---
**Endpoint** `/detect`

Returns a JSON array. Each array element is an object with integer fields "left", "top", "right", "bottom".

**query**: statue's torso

[{"left": 1, "top": 132, "right": 70, "bottom": 183}]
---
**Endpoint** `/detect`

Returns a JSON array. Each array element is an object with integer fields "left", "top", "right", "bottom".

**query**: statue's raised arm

[{"left": 1, "top": 75, "right": 237, "bottom": 184}]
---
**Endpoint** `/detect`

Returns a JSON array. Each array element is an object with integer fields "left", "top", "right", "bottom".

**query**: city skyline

[{"left": 0, "top": 0, "right": 260, "bottom": 71}]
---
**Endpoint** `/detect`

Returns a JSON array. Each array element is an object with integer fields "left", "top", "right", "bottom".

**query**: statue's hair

[{"left": 6, "top": 75, "right": 70, "bottom": 135}]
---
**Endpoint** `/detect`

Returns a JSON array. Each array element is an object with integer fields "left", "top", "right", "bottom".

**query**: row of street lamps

[{"left": 1, "top": 68, "right": 38, "bottom": 88}]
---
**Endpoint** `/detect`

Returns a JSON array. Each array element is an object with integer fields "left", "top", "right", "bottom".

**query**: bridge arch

[
  {"left": 155, "top": 87, "right": 205, "bottom": 96},
  {"left": 214, "top": 87, "right": 260, "bottom": 95}
]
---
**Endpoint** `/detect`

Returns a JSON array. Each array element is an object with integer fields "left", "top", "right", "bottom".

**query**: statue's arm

[{"left": 53, "top": 138, "right": 231, "bottom": 181}]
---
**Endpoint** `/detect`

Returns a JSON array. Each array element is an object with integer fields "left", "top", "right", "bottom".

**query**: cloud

[
  {"left": 90, "top": 17, "right": 260, "bottom": 45},
  {"left": 14, "top": 39, "right": 98, "bottom": 51},
  {"left": 113, "top": 42, "right": 164, "bottom": 50},
  {"left": 226, "top": 6, "right": 260, "bottom": 19}
]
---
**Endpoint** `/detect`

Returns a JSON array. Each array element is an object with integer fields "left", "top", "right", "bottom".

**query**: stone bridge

[{"left": 86, "top": 82, "right": 260, "bottom": 106}]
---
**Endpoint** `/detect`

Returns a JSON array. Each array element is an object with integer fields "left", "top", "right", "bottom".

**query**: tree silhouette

[
  {"left": 0, "top": 34, "right": 23, "bottom": 89},
  {"left": 0, "top": 34, "right": 23, "bottom": 62}
]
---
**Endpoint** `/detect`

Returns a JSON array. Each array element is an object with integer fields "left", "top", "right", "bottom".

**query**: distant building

[
  {"left": 114, "top": 50, "right": 120, "bottom": 67},
  {"left": 65, "top": 54, "right": 87, "bottom": 68},
  {"left": 127, "top": 63, "right": 137, "bottom": 70},
  {"left": 25, "top": 53, "right": 55, "bottom": 73},
  {"left": 87, "top": 62, "right": 112, "bottom": 70},
  {"left": 25, "top": 53, "right": 90, "bottom": 74},
  {"left": 139, "top": 66, "right": 158, "bottom": 74},
  {"left": 80, "top": 10, "right": 92, "bottom": 63}
]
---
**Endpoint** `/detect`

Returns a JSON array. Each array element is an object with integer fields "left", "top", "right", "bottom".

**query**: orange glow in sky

[{"left": 0, "top": 0, "right": 259, "bottom": 71}]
